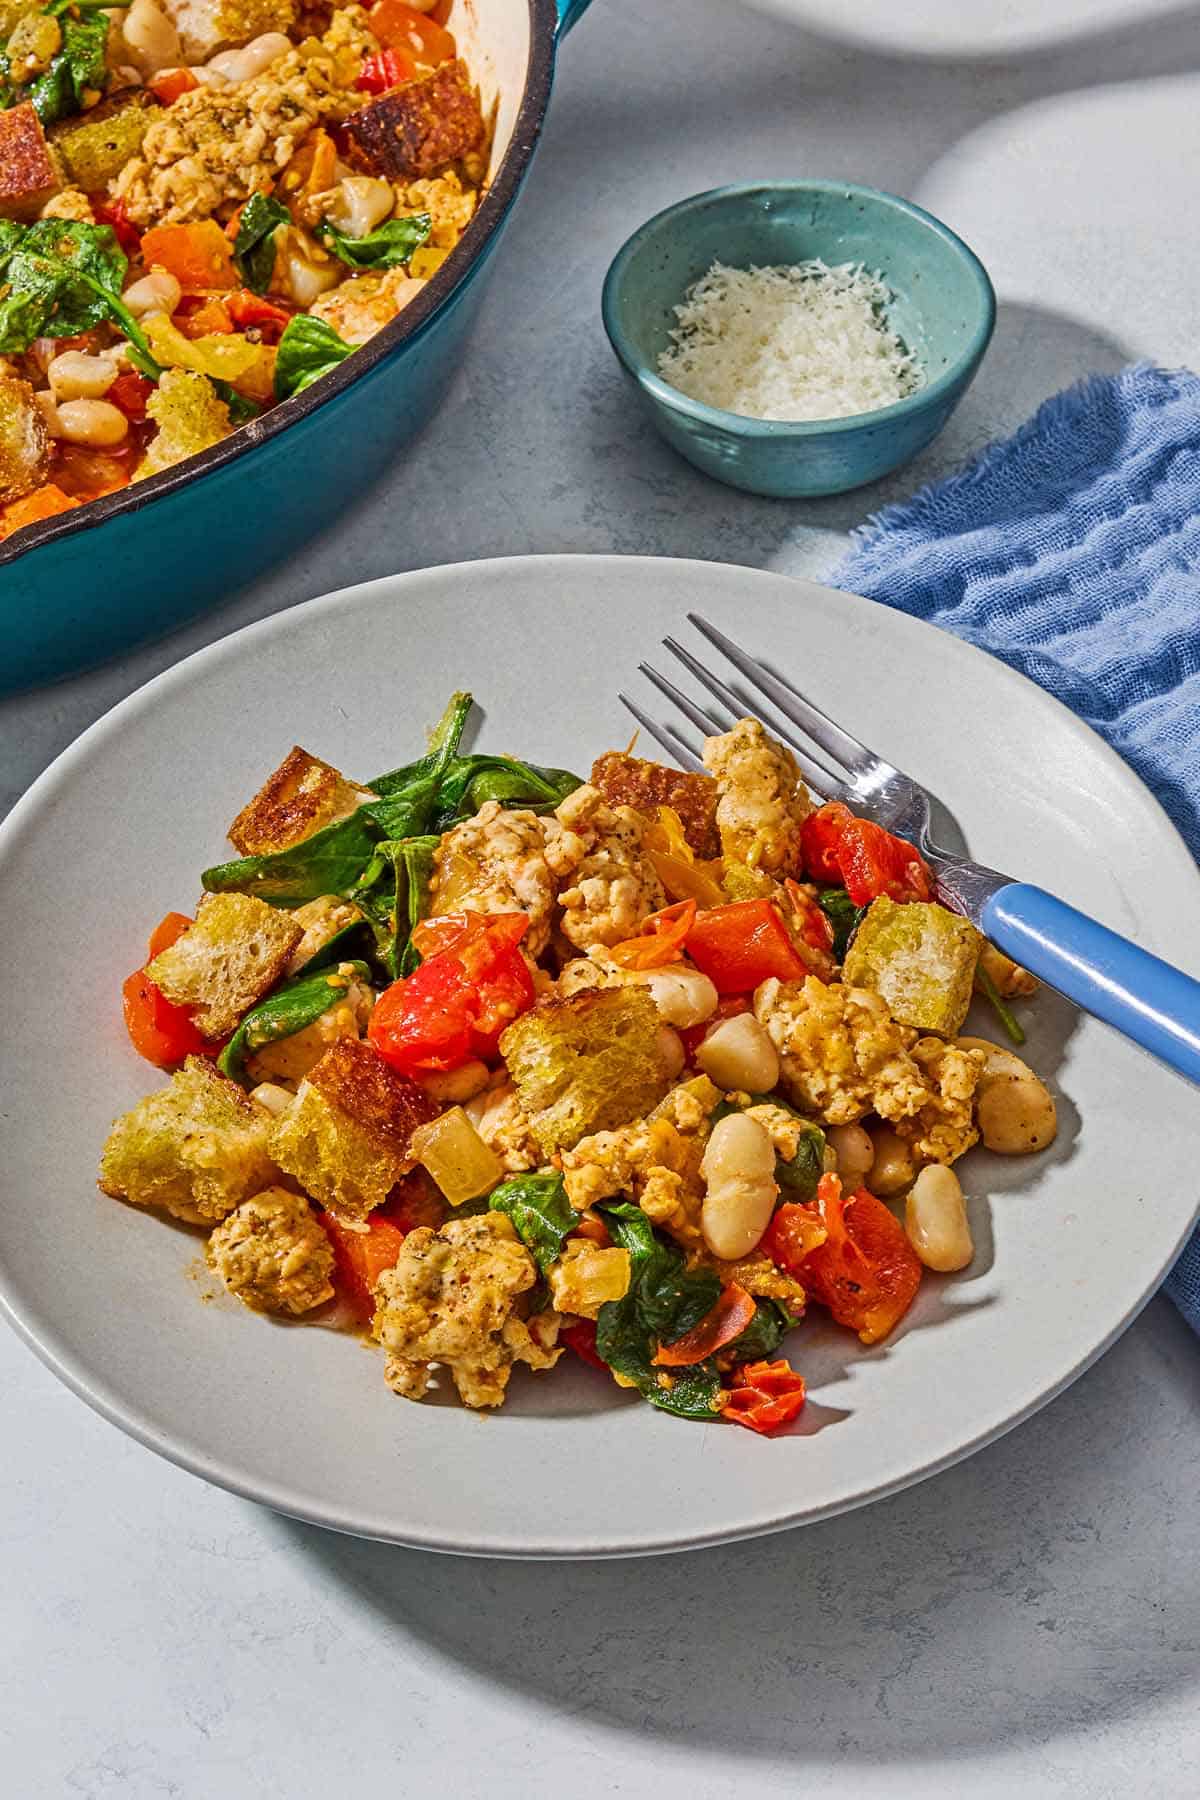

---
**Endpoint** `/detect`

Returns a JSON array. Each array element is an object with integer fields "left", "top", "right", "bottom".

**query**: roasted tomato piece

[{"left": 766, "top": 1174, "right": 921, "bottom": 1345}]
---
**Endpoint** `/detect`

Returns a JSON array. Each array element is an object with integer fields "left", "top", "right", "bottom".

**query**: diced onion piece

[{"left": 409, "top": 1105, "right": 504, "bottom": 1206}]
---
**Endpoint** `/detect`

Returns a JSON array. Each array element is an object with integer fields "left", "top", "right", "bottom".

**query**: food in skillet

[
  {"left": 0, "top": 0, "right": 485, "bottom": 540},
  {"left": 99, "top": 696, "right": 1059, "bottom": 1433}
]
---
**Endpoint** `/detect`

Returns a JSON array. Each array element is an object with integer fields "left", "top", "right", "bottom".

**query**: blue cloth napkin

[{"left": 832, "top": 362, "right": 1200, "bottom": 1333}]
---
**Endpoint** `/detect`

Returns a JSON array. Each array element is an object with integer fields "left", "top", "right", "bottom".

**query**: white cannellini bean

[
  {"left": 700, "top": 1112, "right": 778, "bottom": 1261},
  {"left": 826, "top": 1121, "right": 874, "bottom": 1187},
  {"left": 122, "top": 0, "right": 180, "bottom": 77},
  {"left": 47, "top": 349, "right": 117, "bottom": 401},
  {"left": 639, "top": 966, "right": 718, "bottom": 1030},
  {"left": 204, "top": 30, "right": 291, "bottom": 84},
  {"left": 56, "top": 398, "right": 128, "bottom": 446},
  {"left": 864, "top": 1123, "right": 916, "bottom": 1197},
  {"left": 324, "top": 175, "right": 395, "bottom": 239},
  {"left": 957, "top": 1037, "right": 1058, "bottom": 1155},
  {"left": 122, "top": 268, "right": 182, "bottom": 317},
  {"left": 905, "top": 1164, "right": 973, "bottom": 1272},
  {"left": 280, "top": 229, "right": 340, "bottom": 308},
  {"left": 696, "top": 1011, "right": 779, "bottom": 1093}
]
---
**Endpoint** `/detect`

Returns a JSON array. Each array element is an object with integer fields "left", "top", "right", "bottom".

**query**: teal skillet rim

[{"left": 601, "top": 179, "right": 997, "bottom": 438}]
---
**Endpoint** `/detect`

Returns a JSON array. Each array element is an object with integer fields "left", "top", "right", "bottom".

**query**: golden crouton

[
  {"left": 843, "top": 898, "right": 980, "bottom": 1037},
  {"left": 228, "top": 746, "right": 373, "bottom": 857},
  {"left": 269, "top": 1037, "right": 439, "bottom": 1219},
  {"left": 138, "top": 368, "right": 232, "bottom": 480},
  {"left": 0, "top": 374, "right": 49, "bottom": 506},
  {"left": 590, "top": 751, "right": 719, "bottom": 858},
  {"left": 146, "top": 892, "right": 303, "bottom": 1039},
  {"left": 49, "top": 89, "right": 158, "bottom": 194},
  {"left": 499, "top": 987, "right": 670, "bottom": 1156},
  {"left": 0, "top": 103, "right": 60, "bottom": 221},
  {"left": 342, "top": 60, "right": 485, "bottom": 180},
  {"left": 99, "top": 1057, "right": 278, "bottom": 1224}
]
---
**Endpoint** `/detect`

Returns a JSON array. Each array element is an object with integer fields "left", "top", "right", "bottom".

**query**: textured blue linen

[{"left": 833, "top": 363, "right": 1200, "bottom": 1333}]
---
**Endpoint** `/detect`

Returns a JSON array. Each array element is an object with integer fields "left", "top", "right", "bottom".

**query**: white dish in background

[
  {"left": 739, "top": 0, "right": 1185, "bottom": 56},
  {"left": 0, "top": 554, "right": 1196, "bottom": 1558}
]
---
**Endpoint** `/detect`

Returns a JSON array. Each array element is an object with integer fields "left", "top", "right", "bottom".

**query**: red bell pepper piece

[
  {"left": 320, "top": 1213, "right": 406, "bottom": 1320},
  {"left": 122, "top": 913, "right": 213, "bottom": 1067},
  {"left": 684, "top": 897, "right": 807, "bottom": 994},
  {"left": 369, "top": 911, "right": 535, "bottom": 1076},
  {"left": 92, "top": 198, "right": 141, "bottom": 255},
  {"left": 722, "top": 1359, "right": 807, "bottom": 1434},
  {"left": 766, "top": 1174, "right": 922, "bottom": 1346},
  {"left": 355, "top": 45, "right": 417, "bottom": 91}
]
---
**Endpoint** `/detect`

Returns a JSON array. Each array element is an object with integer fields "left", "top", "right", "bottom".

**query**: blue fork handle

[{"left": 982, "top": 884, "right": 1200, "bottom": 1085}]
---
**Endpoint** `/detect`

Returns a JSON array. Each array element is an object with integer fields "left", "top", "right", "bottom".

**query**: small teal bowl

[{"left": 601, "top": 180, "right": 996, "bottom": 498}]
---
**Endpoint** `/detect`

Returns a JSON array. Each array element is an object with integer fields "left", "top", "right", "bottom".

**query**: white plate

[{"left": 1, "top": 555, "right": 1196, "bottom": 1558}]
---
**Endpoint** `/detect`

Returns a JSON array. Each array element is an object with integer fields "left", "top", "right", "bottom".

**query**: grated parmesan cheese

[{"left": 656, "top": 259, "right": 923, "bottom": 423}]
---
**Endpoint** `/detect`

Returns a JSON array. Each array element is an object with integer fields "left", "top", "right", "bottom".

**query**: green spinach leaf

[
  {"left": 488, "top": 1173, "right": 579, "bottom": 1275},
  {"left": 317, "top": 211, "right": 431, "bottom": 271},
  {"left": 727, "top": 1299, "right": 800, "bottom": 1363},
  {"left": 233, "top": 192, "right": 291, "bottom": 295},
  {"left": 777, "top": 1118, "right": 826, "bottom": 1200},
  {"left": 349, "top": 834, "right": 439, "bottom": 979},
  {"left": 28, "top": 13, "right": 107, "bottom": 125},
  {"left": 273, "top": 314, "right": 353, "bottom": 400},
  {"left": 594, "top": 1204, "right": 724, "bottom": 1420},
  {"left": 202, "top": 807, "right": 381, "bottom": 907},
  {"left": 817, "top": 886, "right": 866, "bottom": 961},
  {"left": 218, "top": 960, "right": 370, "bottom": 1085}
]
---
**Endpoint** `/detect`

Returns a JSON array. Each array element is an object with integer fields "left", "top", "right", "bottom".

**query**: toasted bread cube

[
  {"left": 499, "top": 987, "right": 670, "bottom": 1156},
  {"left": 49, "top": 88, "right": 158, "bottom": 192},
  {"left": 269, "top": 1037, "right": 439, "bottom": 1219},
  {"left": 343, "top": 61, "right": 485, "bottom": 181},
  {"left": 99, "top": 1057, "right": 278, "bottom": 1223},
  {"left": 590, "top": 751, "right": 719, "bottom": 858},
  {"left": 138, "top": 368, "right": 232, "bottom": 478},
  {"left": 843, "top": 897, "right": 981, "bottom": 1037},
  {"left": 0, "top": 103, "right": 60, "bottom": 221},
  {"left": 228, "top": 746, "right": 374, "bottom": 857},
  {"left": 146, "top": 893, "right": 303, "bottom": 1039},
  {"left": 0, "top": 375, "right": 50, "bottom": 506}
]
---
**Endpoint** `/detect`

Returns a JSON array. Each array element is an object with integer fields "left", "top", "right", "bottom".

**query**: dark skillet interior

[{"left": 0, "top": 0, "right": 558, "bottom": 569}]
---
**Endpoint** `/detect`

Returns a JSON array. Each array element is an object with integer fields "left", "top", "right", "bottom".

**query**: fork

[{"left": 620, "top": 613, "right": 1200, "bottom": 1087}]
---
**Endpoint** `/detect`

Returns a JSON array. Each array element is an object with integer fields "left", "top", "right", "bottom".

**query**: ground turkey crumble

[{"left": 111, "top": 47, "right": 361, "bottom": 225}]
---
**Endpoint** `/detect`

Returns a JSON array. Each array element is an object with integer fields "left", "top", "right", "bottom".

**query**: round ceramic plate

[{"left": 1, "top": 555, "right": 1197, "bottom": 1558}]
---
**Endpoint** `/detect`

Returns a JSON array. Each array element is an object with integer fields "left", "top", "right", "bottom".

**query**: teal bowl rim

[{"left": 600, "top": 179, "right": 997, "bottom": 439}]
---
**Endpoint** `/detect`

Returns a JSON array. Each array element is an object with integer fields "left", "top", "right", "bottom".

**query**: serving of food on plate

[
  {"left": 0, "top": 0, "right": 486, "bottom": 539},
  {"left": 101, "top": 688, "right": 1059, "bottom": 1434}
]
